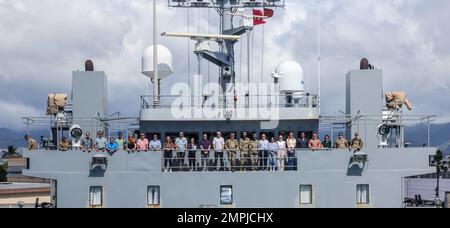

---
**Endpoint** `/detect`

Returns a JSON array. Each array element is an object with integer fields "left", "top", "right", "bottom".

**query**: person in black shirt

[{"left": 298, "top": 132, "right": 309, "bottom": 149}]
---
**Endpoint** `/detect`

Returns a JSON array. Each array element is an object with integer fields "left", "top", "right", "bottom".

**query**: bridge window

[
  {"left": 356, "top": 184, "right": 370, "bottom": 204},
  {"left": 147, "top": 186, "right": 160, "bottom": 206},
  {"left": 220, "top": 185, "right": 233, "bottom": 205},
  {"left": 300, "top": 185, "right": 313, "bottom": 205},
  {"left": 89, "top": 186, "right": 103, "bottom": 207}
]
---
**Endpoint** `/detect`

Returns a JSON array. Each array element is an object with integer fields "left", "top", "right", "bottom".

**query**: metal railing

[
  {"left": 138, "top": 148, "right": 330, "bottom": 172},
  {"left": 167, "top": 0, "right": 286, "bottom": 8},
  {"left": 141, "top": 94, "right": 319, "bottom": 110},
  {"left": 22, "top": 116, "right": 139, "bottom": 150},
  {"left": 319, "top": 114, "right": 436, "bottom": 148}
]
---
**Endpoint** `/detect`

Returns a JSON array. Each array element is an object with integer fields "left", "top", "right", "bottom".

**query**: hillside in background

[
  {"left": 405, "top": 123, "right": 450, "bottom": 155},
  {"left": 0, "top": 128, "right": 48, "bottom": 149}
]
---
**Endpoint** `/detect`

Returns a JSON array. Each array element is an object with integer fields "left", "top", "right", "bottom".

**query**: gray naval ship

[{"left": 21, "top": 0, "right": 437, "bottom": 208}]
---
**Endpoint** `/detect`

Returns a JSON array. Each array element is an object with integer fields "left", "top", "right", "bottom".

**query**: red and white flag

[{"left": 253, "top": 8, "right": 274, "bottom": 26}]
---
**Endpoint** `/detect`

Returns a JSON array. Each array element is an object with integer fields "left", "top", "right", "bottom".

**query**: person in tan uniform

[
  {"left": 351, "top": 133, "right": 364, "bottom": 152},
  {"left": 24, "top": 135, "right": 38, "bottom": 150},
  {"left": 239, "top": 132, "right": 250, "bottom": 171},
  {"left": 226, "top": 133, "right": 239, "bottom": 171},
  {"left": 334, "top": 132, "right": 349, "bottom": 149},
  {"left": 59, "top": 136, "right": 70, "bottom": 151},
  {"left": 249, "top": 133, "right": 259, "bottom": 171}
]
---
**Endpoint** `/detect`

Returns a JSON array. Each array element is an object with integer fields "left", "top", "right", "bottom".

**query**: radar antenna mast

[
  {"left": 153, "top": 0, "right": 159, "bottom": 106},
  {"left": 165, "top": 0, "right": 286, "bottom": 109}
]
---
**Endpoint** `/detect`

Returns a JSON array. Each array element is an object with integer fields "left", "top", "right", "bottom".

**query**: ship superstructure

[{"left": 19, "top": 0, "right": 439, "bottom": 208}]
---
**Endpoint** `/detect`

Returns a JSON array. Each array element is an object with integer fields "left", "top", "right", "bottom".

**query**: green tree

[
  {"left": 1, "top": 145, "right": 19, "bottom": 182},
  {"left": 0, "top": 160, "right": 7, "bottom": 182}
]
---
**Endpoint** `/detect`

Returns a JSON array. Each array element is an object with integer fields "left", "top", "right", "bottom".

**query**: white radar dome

[
  {"left": 273, "top": 60, "right": 305, "bottom": 93},
  {"left": 142, "top": 44, "right": 173, "bottom": 80}
]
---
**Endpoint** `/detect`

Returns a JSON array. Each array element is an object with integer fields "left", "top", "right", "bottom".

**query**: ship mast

[
  {"left": 153, "top": 0, "right": 159, "bottom": 106},
  {"left": 166, "top": 0, "right": 286, "bottom": 108}
]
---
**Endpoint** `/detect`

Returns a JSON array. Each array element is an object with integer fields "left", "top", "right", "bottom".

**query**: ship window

[
  {"left": 147, "top": 186, "right": 160, "bottom": 206},
  {"left": 300, "top": 185, "right": 313, "bottom": 204},
  {"left": 89, "top": 186, "right": 103, "bottom": 207},
  {"left": 220, "top": 186, "right": 233, "bottom": 205},
  {"left": 356, "top": 184, "right": 370, "bottom": 204}
]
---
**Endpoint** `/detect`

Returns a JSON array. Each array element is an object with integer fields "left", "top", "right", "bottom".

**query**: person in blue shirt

[
  {"left": 150, "top": 134, "right": 162, "bottom": 151},
  {"left": 107, "top": 137, "right": 119, "bottom": 155}
]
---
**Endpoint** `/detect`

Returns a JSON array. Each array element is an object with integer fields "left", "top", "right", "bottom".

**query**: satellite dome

[
  {"left": 142, "top": 45, "right": 173, "bottom": 80},
  {"left": 273, "top": 60, "right": 305, "bottom": 93}
]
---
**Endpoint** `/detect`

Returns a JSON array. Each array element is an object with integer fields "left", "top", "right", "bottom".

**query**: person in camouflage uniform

[
  {"left": 226, "top": 133, "right": 239, "bottom": 171},
  {"left": 239, "top": 132, "right": 250, "bottom": 171},
  {"left": 334, "top": 132, "right": 349, "bottom": 149},
  {"left": 351, "top": 133, "right": 364, "bottom": 152},
  {"left": 249, "top": 133, "right": 259, "bottom": 171}
]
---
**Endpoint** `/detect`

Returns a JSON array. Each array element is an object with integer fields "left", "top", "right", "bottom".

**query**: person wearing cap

[
  {"left": 334, "top": 132, "right": 349, "bottom": 149},
  {"left": 351, "top": 133, "right": 364, "bottom": 152},
  {"left": 59, "top": 136, "right": 70, "bottom": 151},
  {"left": 94, "top": 131, "right": 108, "bottom": 152},
  {"left": 24, "top": 135, "right": 38, "bottom": 151},
  {"left": 226, "top": 133, "right": 239, "bottom": 171},
  {"left": 239, "top": 132, "right": 251, "bottom": 171},
  {"left": 249, "top": 133, "right": 259, "bottom": 171}
]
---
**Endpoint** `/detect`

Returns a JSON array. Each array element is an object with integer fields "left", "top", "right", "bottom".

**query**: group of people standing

[{"left": 25, "top": 130, "right": 364, "bottom": 172}]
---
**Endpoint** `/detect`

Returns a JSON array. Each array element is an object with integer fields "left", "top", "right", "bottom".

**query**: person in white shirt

[
  {"left": 212, "top": 132, "right": 225, "bottom": 171},
  {"left": 258, "top": 134, "right": 270, "bottom": 171},
  {"left": 277, "top": 135, "right": 287, "bottom": 171},
  {"left": 268, "top": 137, "right": 279, "bottom": 171}
]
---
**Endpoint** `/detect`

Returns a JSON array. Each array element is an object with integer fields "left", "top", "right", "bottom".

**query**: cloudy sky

[{"left": 1, "top": 0, "right": 449, "bottom": 129}]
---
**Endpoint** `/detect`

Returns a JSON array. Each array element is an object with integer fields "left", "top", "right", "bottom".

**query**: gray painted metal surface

[
  {"left": 23, "top": 148, "right": 435, "bottom": 208},
  {"left": 346, "top": 69, "right": 383, "bottom": 148},
  {"left": 72, "top": 71, "right": 108, "bottom": 134}
]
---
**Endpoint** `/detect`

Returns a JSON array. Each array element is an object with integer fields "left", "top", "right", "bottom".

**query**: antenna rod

[
  {"left": 153, "top": 0, "right": 159, "bottom": 106},
  {"left": 317, "top": 0, "right": 321, "bottom": 115}
]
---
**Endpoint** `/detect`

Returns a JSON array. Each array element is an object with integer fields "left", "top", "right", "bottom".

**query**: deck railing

[{"left": 141, "top": 94, "right": 319, "bottom": 110}]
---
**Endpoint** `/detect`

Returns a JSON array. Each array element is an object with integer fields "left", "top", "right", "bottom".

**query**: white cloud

[{"left": 0, "top": 0, "right": 449, "bottom": 129}]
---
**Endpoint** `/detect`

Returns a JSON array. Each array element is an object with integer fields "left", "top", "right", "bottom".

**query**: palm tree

[{"left": 1, "top": 145, "right": 19, "bottom": 159}]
